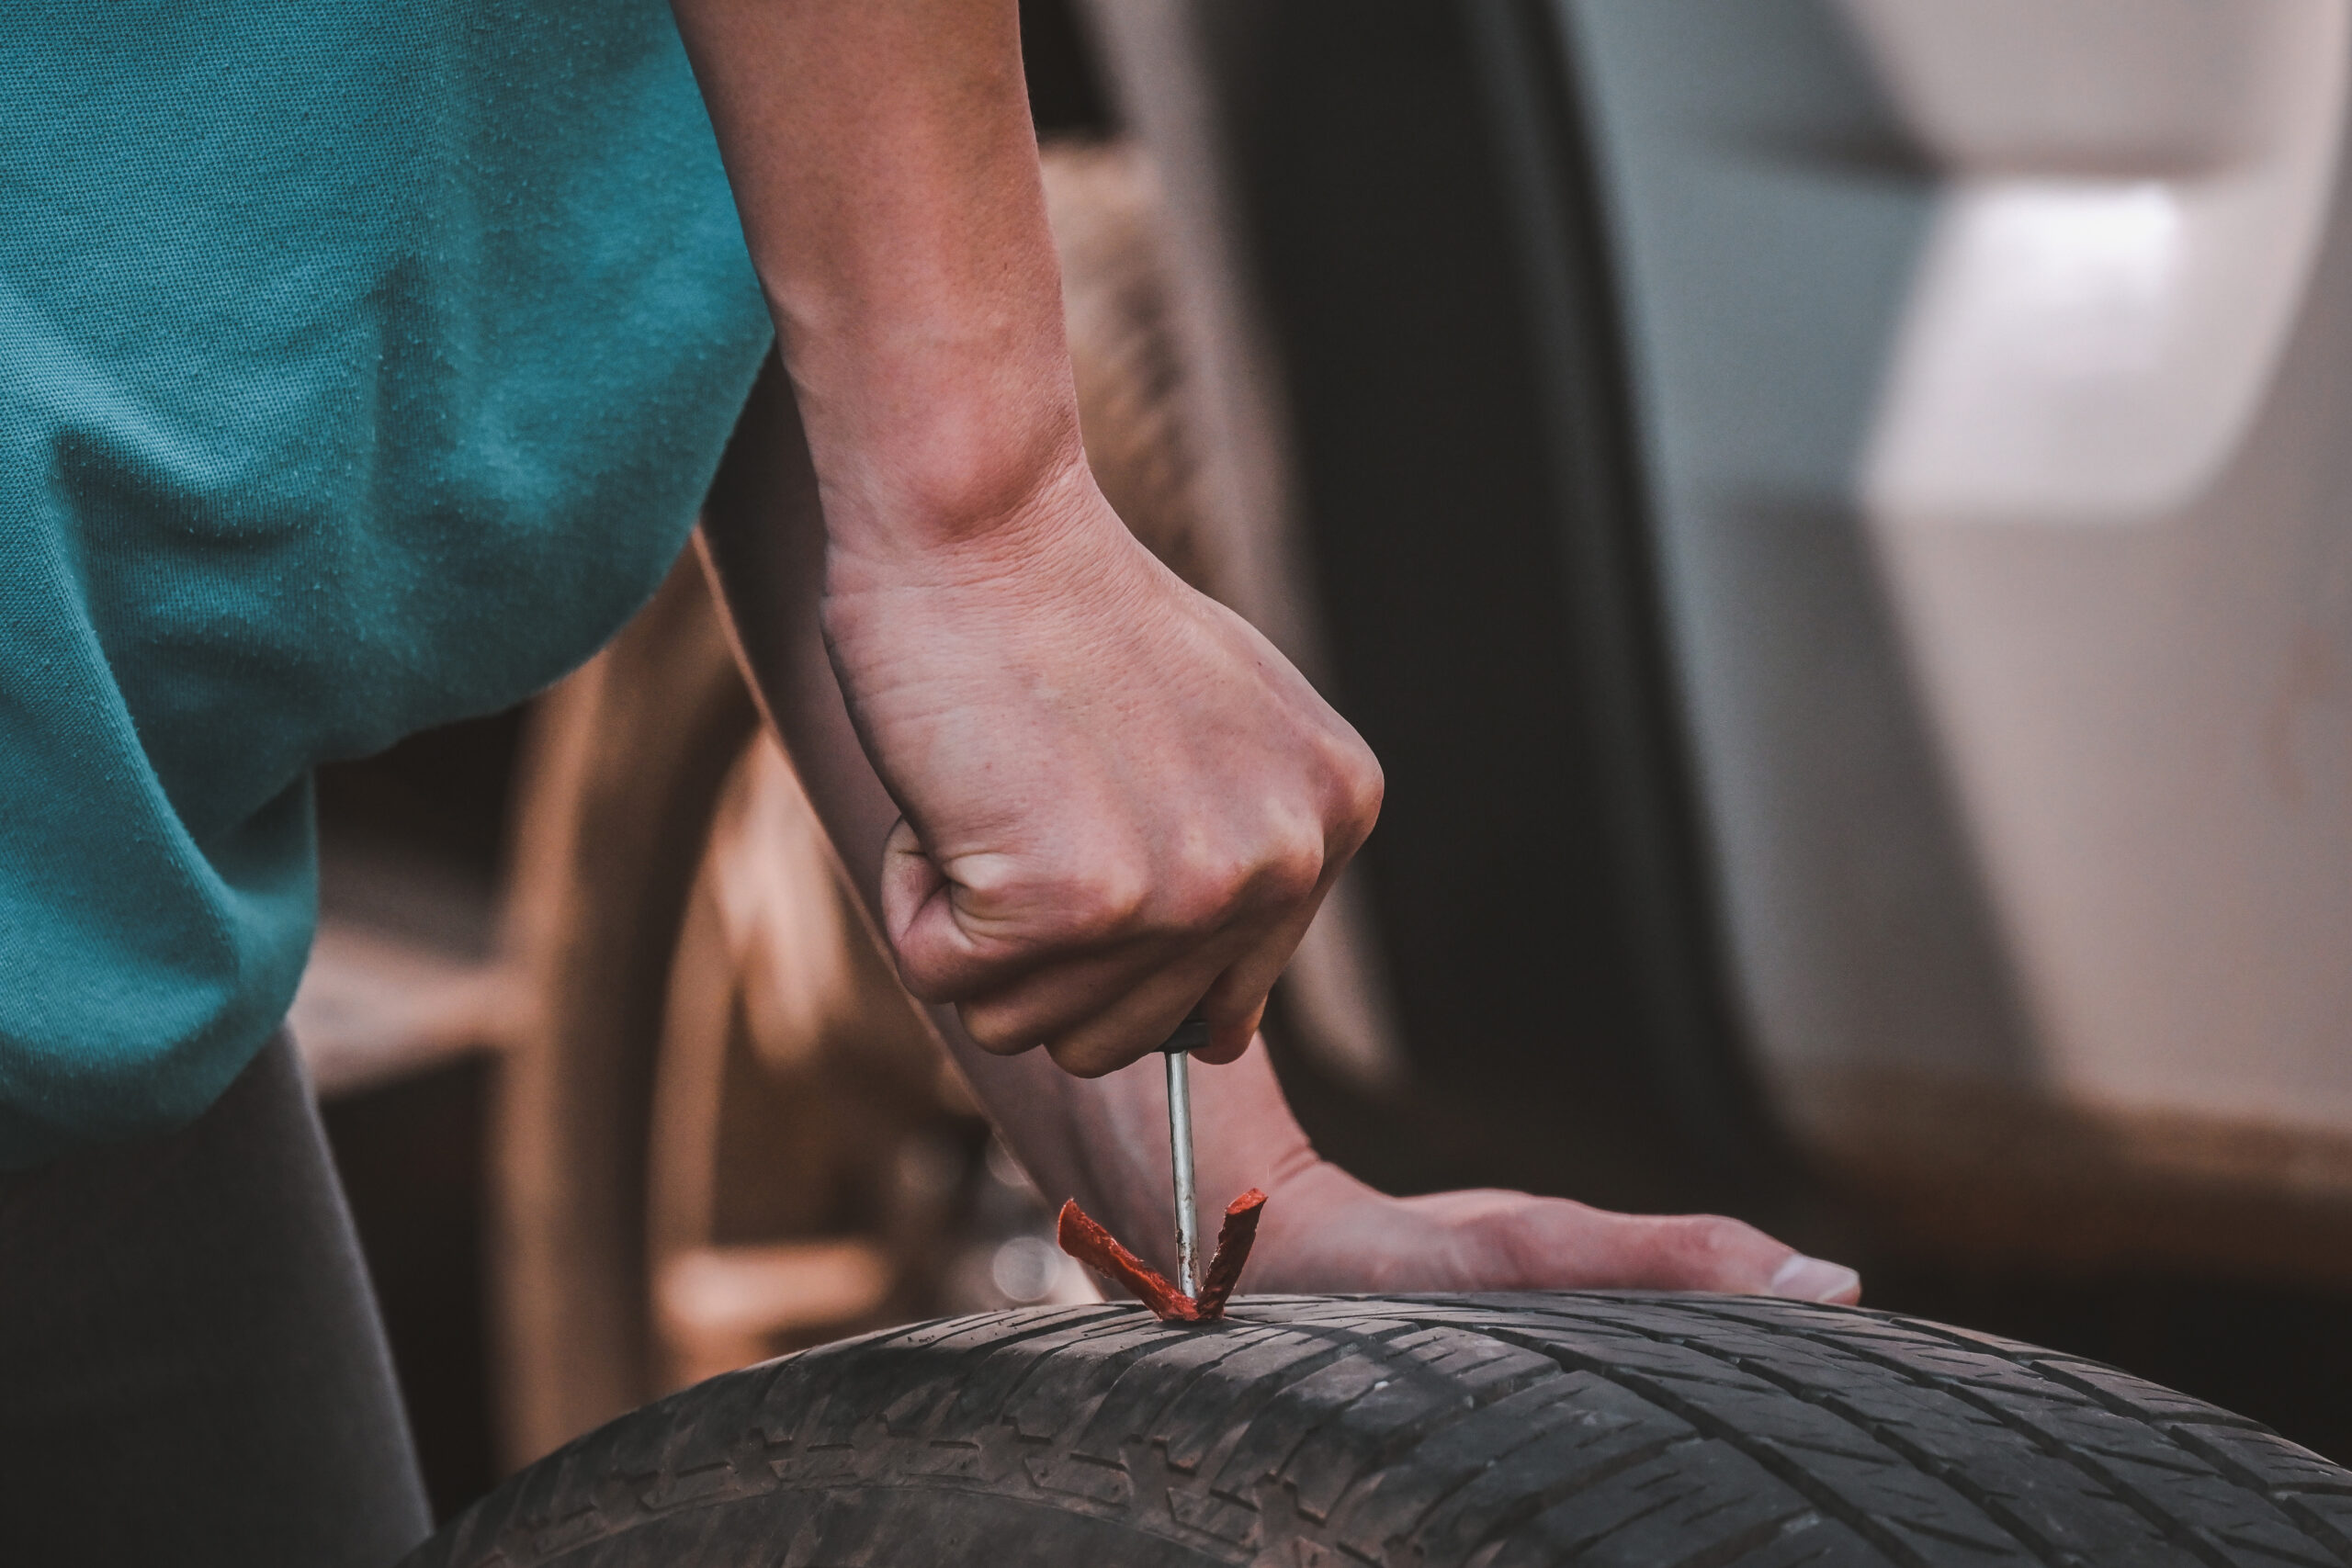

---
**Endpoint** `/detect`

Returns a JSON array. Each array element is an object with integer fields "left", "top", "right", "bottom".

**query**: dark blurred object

[
  {"left": 321, "top": 1057, "right": 496, "bottom": 1522},
  {"left": 311, "top": 724, "right": 516, "bottom": 1523},
  {"left": 316, "top": 710, "right": 522, "bottom": 884},
  {"left": 311, "top": 713, "right": 518, "bottom": 1525},
  {"left": 1021, "top": 0, "right": 1113, "bottom": 138}
]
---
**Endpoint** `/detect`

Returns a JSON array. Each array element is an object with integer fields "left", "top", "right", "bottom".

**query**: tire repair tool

[
  {"left": 1160, "top": 1010, "right": 1212, "bottom": 1295},
  {"left": 1054, "top": 1010, "right": 1267, "bottom": 1322}
]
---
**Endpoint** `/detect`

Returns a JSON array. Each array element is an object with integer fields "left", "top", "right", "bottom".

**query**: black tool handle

[{"left": 1159, "top": 1010, "right": 1211, "bottom": 1055}]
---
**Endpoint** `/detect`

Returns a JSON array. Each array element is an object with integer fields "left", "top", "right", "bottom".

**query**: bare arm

[
  {"left": 673, "top": 0, "right": 1381, "bottom": 1078},
  {"left": 673, "top": 0, "right": 1076, "bottom": 558}
]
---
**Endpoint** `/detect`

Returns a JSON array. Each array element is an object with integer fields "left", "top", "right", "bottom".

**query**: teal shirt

[{"left": 0, "top": 2, "right": 774, "bottom": 1166}]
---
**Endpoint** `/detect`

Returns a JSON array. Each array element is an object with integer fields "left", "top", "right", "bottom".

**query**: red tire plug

[
  {"left": 1192, "top": 1188, "right": 1266, "bottom": 1317},
  {"left": 1055, "top": 1010, "right": 1266, "bottom": 1323},
  {"left": 1057, "top": 1189, "right": 1266, "bottom": 1323}
]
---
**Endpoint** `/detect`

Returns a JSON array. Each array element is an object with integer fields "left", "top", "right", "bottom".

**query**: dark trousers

[{"left": 0, "top": 1035, "right": 432, "bottom": 1566}]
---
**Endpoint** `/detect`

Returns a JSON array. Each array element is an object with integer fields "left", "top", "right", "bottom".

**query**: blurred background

[{"left": 301, "top": 0, "right": 2352, "bottom": 1520}]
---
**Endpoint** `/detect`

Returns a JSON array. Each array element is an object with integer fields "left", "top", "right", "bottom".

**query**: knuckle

[
  {"left": 1665, "top": 1214, "right": 1754, "bottom": 1272},
  {"left": 1232, "top": 821, "right": 1325, "bottom": 915},
  {"left": 1056, "top": 858, "right": 1151, "bottom": 937},
  {"left": 1164, "top": 846, "right": 1247, "bottom": 930},
  {"left": 1338, "top": 750, "right": 1385, "bottom": 835},
  {"left": 1462, "top": 1201, "right": 1546, "bottom": 1289},
  {"left": 1265, "top": 832, "right": 1325, "bottom": 904},
  {"left": 1190, "top": 826, "right": 1326, "bottom": 922}
]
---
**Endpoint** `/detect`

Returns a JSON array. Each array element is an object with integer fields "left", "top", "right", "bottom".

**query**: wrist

[
  {"left": 781, "top": 303, "right": 1103, "bottom": 572},
  {"left": 818, "top": 434, "right": 1115, "bottom": 592}
]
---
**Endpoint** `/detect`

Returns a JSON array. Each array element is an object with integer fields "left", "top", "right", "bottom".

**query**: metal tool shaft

[
  {"left": 1165, "top": 1049, "right": 1199, "bottom": 1295},
  {"left": 1160, "top": 1010, "right": 1211, "bottom": 1297}
]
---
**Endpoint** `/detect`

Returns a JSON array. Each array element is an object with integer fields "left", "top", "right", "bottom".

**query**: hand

[
  {"left": 821, "top": 458, "right": 1384, "bottom": 1077},
  {"left": 1246, "top": 1159, "right": 1864, "bottom": 1303}
]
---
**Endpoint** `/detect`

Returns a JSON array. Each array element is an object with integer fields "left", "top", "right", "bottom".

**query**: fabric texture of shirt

[{"left": 0, "top": 0, "right": 774, "bottom": 1167}]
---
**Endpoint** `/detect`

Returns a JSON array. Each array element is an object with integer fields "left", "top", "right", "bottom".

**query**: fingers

[
  {"left": 1566, "top": 1210, "right": 1863, "bottom": 1303},
  {"left": 1378, "top": 1191, "right": 1862, "bottom": 1303},
  {"left": 877, "top": 811, "right": 1348, "bottom": 1075},
  {"left": 879, "top": 815, "right": 1123, "bottom": 1003},
  {"left": 970, "top": 955, "right": 1229, "bottom": 1077},
  {"left": 1592, "top": 1211, "right": 1861, "bottom": 1303},
  {"left": 1195, "top": 887, "right": 1331, "bottom": 1061},
  {"left": 1766, "top": 1252, "right": 1865, "bottom": 1304},
  {"left": 964, "top": 874, "right": 1321, "bottom": 1072},
  {"left": 947, "top": 928, "right": 1265, "bottom": 1074}
]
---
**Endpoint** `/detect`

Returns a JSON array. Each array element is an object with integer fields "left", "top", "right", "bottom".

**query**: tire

[{"left": 405, "top": 1292, "right": 2352, "bottom": 1567}]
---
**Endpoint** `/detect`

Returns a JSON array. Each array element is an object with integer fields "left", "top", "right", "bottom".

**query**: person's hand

[
  {"left": 821, "top": 457, "right": 1384, "bottom": 1077},
  {"left": 1245, "top": 1159, "right": 1864, "bottom": 1303}
]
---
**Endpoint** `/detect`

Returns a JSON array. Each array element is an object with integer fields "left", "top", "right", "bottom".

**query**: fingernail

[{"left": 1768, "top": 1253, "right": 1860, "bottom": 1303}]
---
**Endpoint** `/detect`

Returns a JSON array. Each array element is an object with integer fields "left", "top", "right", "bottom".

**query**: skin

[{"left": 674, "top": 0, "right": 1862, "bottom": 1305}]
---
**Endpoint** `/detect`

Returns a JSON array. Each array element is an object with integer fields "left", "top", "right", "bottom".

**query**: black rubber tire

[{"left": 407, "top": 1292, "right": 2352, "bottom": 1567}]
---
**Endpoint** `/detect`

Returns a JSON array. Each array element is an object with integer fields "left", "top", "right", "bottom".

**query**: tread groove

[
  {"left": 1447, "top": 1430, "right": 1702, "bottom": 1562},
  {"left": 1470, "top": 1324, "right": 1943, "bottom": 1568},
  {"left": 2165, "top": 1427, "right": 2352, "bottom": 1567},
  {"left": 1718, "top": 1309, "right": 2287, "bottom": 1568},
  {"left": 1602, "top": 1308, "right": 2125, "bottom": 1568}
]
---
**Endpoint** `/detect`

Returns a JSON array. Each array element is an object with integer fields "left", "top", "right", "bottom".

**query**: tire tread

[{"left": 406, "top": 1293, "right": 2352, "bottom": 1568}]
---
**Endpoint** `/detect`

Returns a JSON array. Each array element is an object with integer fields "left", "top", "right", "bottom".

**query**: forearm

[{"left": 672, "top": 0, "right": 1089, "bottom": 569}]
